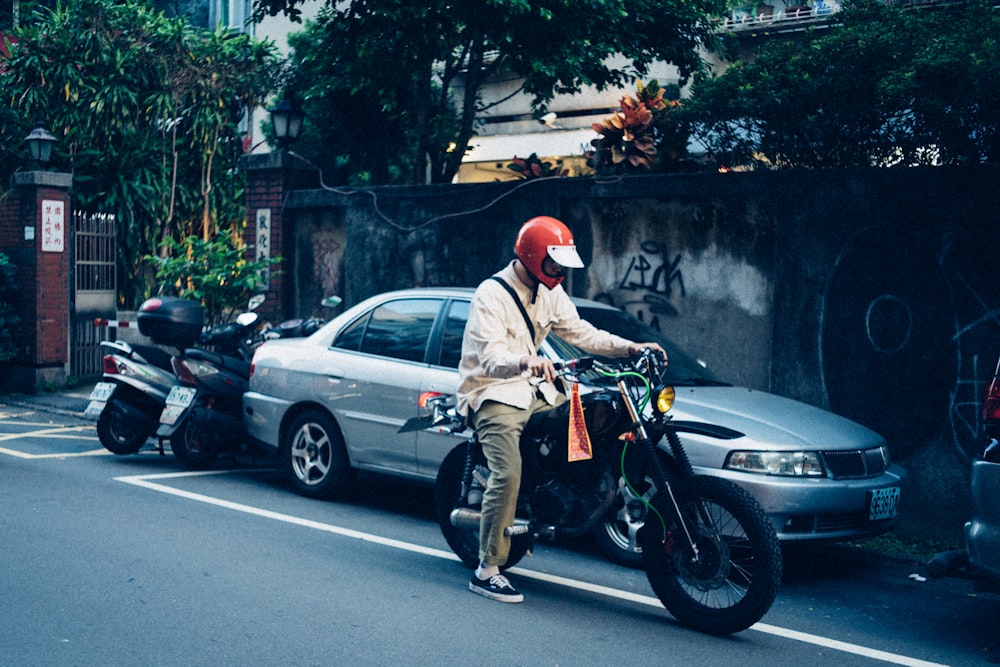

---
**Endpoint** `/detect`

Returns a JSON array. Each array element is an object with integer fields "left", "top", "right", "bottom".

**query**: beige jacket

[{"left": 456, "top": 262, "right": 634, "bottom": 415}]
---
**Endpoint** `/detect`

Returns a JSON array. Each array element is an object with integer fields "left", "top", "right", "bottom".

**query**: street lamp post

[
  {"left": 25, "top": 121, "right": 57, "bottom": 168},
  {"left": 269, "top": 98, "right": 304, "bottom": 151}
]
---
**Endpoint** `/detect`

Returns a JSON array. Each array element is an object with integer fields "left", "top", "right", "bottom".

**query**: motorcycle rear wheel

[
  {"left": 434, "top": 443, "right": 530, "bottom": 570},
  {"left": 96, "top": 398, "right": 153, "bottom": 455},
  {"left": 170, "top": 417, "right": 221, "bottom": 470},
  {"left": 641, "top": 475, "right": 782, "bottom": 636}
]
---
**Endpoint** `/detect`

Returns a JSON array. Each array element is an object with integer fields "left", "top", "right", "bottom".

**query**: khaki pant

[{"left": 471, "top": 394, "right": 563, "bottom": 566}]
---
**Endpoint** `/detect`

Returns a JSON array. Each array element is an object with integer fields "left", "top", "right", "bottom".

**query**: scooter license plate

[
  {"left": 88, "top": 382, "right": 117, "bottom": 403},
  {"left": 165, "top": 386, "right": 196, "bottom": 408},
  {"left": 83, "top": 383, "right": 117, "bottom": 420},
  {"left": 160, "top": 387, "right": 196, "bottom": 425},
  {"left": 868, "top": 487, "right": 900, "bottom": 521}
]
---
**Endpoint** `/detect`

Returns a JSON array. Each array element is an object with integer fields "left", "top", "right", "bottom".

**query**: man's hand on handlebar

[
  {"left": 628, "top": 342, "right": 667, "bottom": 363},
  {"left": 520, "top": 354, "right": 559, "bottom": 383}
]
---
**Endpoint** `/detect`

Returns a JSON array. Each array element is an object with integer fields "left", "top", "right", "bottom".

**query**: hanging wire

[{"left": 284, "top": 149, "right": 626, "bottom": 233}]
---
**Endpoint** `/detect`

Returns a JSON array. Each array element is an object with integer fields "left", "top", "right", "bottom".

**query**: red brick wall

[
  {"left": 0, "top": 175, "right": 72, "bottom": 390},
  {"left": 243, "top": 152, "right": 319, "bottom": 321}
]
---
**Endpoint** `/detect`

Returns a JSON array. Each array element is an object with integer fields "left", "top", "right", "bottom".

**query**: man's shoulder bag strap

[{"left": 489, "top": 276, "right": 536, "bottom": 342}]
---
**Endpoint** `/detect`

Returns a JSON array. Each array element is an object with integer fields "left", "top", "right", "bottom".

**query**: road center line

[{"left": 116, "top": 470, "right": 945, "bottom": 667}]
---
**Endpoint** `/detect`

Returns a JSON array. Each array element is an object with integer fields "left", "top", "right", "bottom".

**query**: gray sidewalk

[{"left": 0, "top": 382, "right": 98, "bottom": 419}]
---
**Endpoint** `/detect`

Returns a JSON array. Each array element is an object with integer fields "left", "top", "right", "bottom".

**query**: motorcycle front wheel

[
  {"left": 96, "top": 398, "right": 154, "bottom": 455},
  {"left": 434, "top": 442, "right": 530, "bottom": 570},
  {"left": 641, "top": 475, "right": 782, "bottom": 636}
]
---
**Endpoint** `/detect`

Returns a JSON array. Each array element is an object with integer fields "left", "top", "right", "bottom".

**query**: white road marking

[
  {"left": 0, "top": 424, "right": 106, "bottom": 458},
  {"left": 116, "top": 470, "right": 946, "bottom": 667}
]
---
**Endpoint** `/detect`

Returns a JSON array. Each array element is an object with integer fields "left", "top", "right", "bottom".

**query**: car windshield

[{"left": 547, "top": 305, "right": 728, "bottom": 387}]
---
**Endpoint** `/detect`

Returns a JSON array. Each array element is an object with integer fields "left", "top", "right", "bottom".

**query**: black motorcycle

[
  {"left": 419, "top": 350, "right": 782, "bottom": 636},
  {"left": 156, "top": 305, "right": 262, "bottom": 470}
]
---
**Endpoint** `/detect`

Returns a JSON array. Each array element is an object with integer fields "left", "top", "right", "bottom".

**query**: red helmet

[{"left": 514, "top": 216, "right": 584, "bottom": 290}]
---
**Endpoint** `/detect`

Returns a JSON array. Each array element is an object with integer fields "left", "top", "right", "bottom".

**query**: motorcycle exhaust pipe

[{"left": 449, "top": 508, "right": 530, "bottom": 536}]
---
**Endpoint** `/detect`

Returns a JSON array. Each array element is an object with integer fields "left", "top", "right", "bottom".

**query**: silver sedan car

[{"left": 244, "top": 287, "right": 906, "bottom": 566}]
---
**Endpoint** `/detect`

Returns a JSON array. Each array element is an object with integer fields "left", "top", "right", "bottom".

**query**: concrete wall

[{"left": 268, "top": 165, "right": 1000, "bottom": 542}]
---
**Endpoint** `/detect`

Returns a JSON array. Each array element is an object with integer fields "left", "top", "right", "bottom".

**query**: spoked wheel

[
  {"left": 284, "top": 409, "right": 351, "bottom": 499},
  {"left": 434, "top": 442, "right": 530, "bottom": 570},
  {"left": 640, "top": 475, "right": 782, "bottom": 636},
  {"left": 96, "top": 398, "right": 154, "bottom": 455}
]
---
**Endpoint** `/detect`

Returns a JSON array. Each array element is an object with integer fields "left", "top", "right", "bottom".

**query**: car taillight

[{"left": 101, "top": 355, "right": 120, "bottom": 374}]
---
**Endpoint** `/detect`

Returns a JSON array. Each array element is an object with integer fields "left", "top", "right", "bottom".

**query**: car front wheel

[{"left": 283, "top": 409, "right": 351, "bottom": 499}]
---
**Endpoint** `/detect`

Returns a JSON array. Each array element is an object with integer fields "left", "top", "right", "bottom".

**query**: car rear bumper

[
  {"left": 698, "top": 464, "right": 908, "bottom": 541},
  {"left": 242, "top": 390, "right": 293, "bottom": 452}
]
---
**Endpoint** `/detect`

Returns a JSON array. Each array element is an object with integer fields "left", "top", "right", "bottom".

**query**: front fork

[{"left": 616, "top": 376, "right": 700, "bottom": 559}]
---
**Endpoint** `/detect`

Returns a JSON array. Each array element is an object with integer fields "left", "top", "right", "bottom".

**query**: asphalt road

[{"left": 2, "top": 391, "right": 998, "bottom": 666}]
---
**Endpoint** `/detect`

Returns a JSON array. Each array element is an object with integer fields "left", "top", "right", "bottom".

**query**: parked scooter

[
  {"left": 87, "top": 294, "right": 207, "bottom": 455},
  {"left": 155, "top": 297, "right": 264, "bottom": 470},
  {"left": 85, "top": 339, "right": 180, "bottom": 455}
]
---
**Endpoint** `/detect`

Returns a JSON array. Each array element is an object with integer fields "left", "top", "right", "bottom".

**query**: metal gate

[{"left": 70, "top": 211, "right": 116, "bottom": 380}]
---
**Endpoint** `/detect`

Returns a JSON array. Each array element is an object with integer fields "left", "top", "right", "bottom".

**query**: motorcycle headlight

[
  {"left": 724, "top": 450, "right": 826, "bottom": 477},
  {"left": 655, "top": 385, "right": 675, "bottom": 413}
]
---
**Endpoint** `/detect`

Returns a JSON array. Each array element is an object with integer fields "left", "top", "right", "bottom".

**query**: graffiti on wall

[
  {"left": 593, "top": 240, "right": 685, "bottom": 331},
  {"left": 821, "top": 226, "right": 1000, "bottom": 463}
]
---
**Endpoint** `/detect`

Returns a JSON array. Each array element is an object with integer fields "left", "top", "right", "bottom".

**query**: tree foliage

[
  {"left": 1, "top": 0, "right": 281, "bottom": 307},
  {"left": 255, "top": 0, "right": 725, "bottom": 184},
  {"left": 146, "top": 233, "right": 280, "bottom": 325},
  {"left": 685, "top": 0, "right": 1000, "bottom": 169}
]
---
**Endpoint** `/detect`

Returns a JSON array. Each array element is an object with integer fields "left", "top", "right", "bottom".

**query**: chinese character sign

[
  {"left": 42, "top": 199, "right": 65, "bottom": 253},
  {"left": 256, "top": 208, "right": 271, "bottom": 289}
]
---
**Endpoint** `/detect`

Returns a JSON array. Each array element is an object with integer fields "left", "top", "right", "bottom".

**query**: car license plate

[
  {"left": 869, "top": 487, "right": 900, "bottom": 521},
  {"left": 160, "top": 387, "right": 196, "bottom": 425}
]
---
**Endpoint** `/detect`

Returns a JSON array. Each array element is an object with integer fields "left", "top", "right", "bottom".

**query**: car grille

[
  {"left": 783, "top": 511, "right": 896, "bottom": 536},
  {"left": 821, "top": 448, "right": 887, "bottom": 479}
]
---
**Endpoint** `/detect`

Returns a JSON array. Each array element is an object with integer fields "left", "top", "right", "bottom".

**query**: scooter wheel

[
  {"left": 170, "top": 418, "right": 221, "bottom": 470},
  {"left": 96, "top": 399, "right": 152, "bottom": 455}
]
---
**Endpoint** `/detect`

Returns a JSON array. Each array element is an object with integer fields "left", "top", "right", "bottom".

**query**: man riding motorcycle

[{"left": 457, "top": 215, "right": 664, "bottom": 602}]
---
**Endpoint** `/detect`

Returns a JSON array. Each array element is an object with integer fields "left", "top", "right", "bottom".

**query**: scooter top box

[{"left": 137, "top": 296, "right": 205, "bottom": 348}]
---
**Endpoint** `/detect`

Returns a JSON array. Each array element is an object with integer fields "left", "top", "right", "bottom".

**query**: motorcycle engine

[{"left": 530, "top": 480, "right": 580, "bottom": 526}]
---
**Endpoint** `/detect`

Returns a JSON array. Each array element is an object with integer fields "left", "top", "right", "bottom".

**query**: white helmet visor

[{"left": 547, "top": 244, "right": 584, "bottom": 269}]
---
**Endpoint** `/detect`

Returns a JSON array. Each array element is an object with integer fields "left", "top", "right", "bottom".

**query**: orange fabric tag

[{"left": 567, "top": 383, "right": 592, "bottom": 461}]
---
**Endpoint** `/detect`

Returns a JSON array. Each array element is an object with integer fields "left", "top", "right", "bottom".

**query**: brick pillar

[
  {"left": 241, "top": 151, "right": 319, "bottom": 321},
  {"left": 3, "top": 170, "right": 74, "bottom": 392}
]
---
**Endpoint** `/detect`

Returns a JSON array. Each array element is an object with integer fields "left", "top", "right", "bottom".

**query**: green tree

[
  {"left": 146, "top": 233, "right": 280, "bottom": 326},
  {"left": 255, "top": 0, "right": 725, "bottom": 184},
  {"left": 685, "top": 0, "right": 1000, "bottom": 169},
  {"left": 1, "top": 0, "right": 281, "bottom": 307}
]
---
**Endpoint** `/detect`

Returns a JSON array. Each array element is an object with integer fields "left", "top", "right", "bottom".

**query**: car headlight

[{"left": 724, "top": 450, "right": 826, "bottom": 477}]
